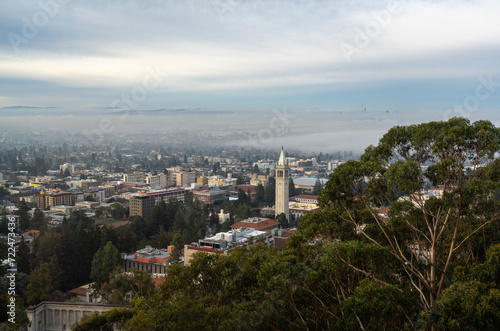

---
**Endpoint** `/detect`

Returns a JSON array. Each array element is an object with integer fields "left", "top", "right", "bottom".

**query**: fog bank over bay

[{"left": 1, "top": 107, "right": 498, "bottom": 153}]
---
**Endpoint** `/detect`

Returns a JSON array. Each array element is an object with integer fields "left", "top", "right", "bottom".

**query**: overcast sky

[{"left": 1, "top": 0, "right": 499, "bottom": 119}]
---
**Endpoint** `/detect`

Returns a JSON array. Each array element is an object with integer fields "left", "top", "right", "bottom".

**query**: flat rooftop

[
  {"left": 130, "top": 188, "right": 187, "bottom": 198},
  {"left": 123, "top": 246, "right": 171, "bottom": 261}
]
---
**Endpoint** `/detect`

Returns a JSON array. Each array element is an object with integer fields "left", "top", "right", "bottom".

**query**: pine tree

[
  {"left": 26, "top": 263, "right": 53, "bottom": 305},
  {"left": 312, "top": 179, "right": 322, "bottom": 195},
  {"left": 90, "top": 241, "right": 122, "bottom": 290}
]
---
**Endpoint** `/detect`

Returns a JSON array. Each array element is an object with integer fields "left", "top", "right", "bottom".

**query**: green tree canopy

[
  {"left": 73, "top": 308, "right": 133, "bottom": 331},
  {"left": 90, "top": 241, "right": 122, "bottom": 290},
  {"left": 30, "top": 208, "right": 46, "bottom": 230},
  {"left": 16, "top": 238, "right": 31, "bottom": 274},
  {"left": 0, "top": 186, "right": 8, "bottom": 198},
  {"left": 255, "top": 183, "right": 265, "bottom": 204},
  {"left": 16, "top": 199, "right": 30, "bottom": 231},
  {"left": 312, "top": 178, "right": 323, "bottom": 195},
  {"left": 289, "top": 177, "right": 297, "bottom": 197},
  {"left": 277, "top": 212, "right": 288, "bottom": 228},
  {"left": 26, "top": 263, "right": 53, "bottom": 305},
  {"left": 308, "top": 118, "right": 500, "bottom": 314},
  {"left": 107, "top": 203, "right": 127, "bottom": 219}
]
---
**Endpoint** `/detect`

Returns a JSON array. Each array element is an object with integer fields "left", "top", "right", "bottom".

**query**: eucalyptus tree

[{"left": 315, "top": 118, "right": 500, "bottom": 310}]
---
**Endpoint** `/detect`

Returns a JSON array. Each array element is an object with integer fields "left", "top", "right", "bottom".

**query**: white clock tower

[{"left": 275, "top": 147, "right": 289, "bottom": 221}]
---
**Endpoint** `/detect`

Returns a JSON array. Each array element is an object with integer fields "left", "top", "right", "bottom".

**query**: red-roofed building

[
  {"left": 235, "top": 185, "right": 258, "bottom": 201},
  {"left": 68, "top": 283, "right": 102, "bottom": 303},
  {"left": 273, "top": 228, "right": 297, "bottom": 249},
  {"left": 230, "top": 217, "right": 281, "bottom": 231},
  {"left": 122, "top": 246, "right": 172, "bottom": 277},
  {"left": 151, "top": 278, "right": 166, "bottom": 288},
  {"left": 237, "top": 185, "right": 257, "bottom": 193},
  {"left": 69, "top": 287, "right": 86, "bottom": 297}
]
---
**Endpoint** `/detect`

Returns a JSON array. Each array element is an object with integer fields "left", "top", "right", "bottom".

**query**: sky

[{"left": 1, "top": 0, "right": 500, "bottom": 151}]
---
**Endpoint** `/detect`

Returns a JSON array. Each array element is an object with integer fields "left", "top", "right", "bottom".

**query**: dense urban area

[
  {"left": 1, "top": 118, "right": 500, "bottom": 330},
  {"left": 0, "top": 129, "right": 348, "bottom": 329}
]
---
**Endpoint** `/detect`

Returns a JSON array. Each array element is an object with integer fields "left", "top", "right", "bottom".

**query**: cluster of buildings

[
  {"left": 253, "top": 156, "right": 344, "bottom": 178},
  {"left": 123, "top": 168, "right": 197, "bottom": 189},
  {"left": 0, "top": 132, "right": 355, "bottom": 330},
  {"left": 289, "top": 195, "right": 320, "bottom": 222},
  {"left": 0, "top": 148, "right": 326, "bottom": 230},
  {"left": 0, "top": 147, "right": 338, "bottom": 331}
]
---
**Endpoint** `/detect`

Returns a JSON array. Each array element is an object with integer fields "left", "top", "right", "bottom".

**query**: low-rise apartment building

[{"left": 36, "top": 190, "right": 75, "bottom": 210}]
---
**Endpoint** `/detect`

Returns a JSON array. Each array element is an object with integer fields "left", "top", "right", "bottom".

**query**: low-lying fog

[{"left": 1, "top": 108, "right": 499, "bottom": 153}]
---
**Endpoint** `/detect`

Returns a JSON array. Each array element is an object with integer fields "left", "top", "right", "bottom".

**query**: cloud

[{"left": 0, "top": 0, "right": 498, "bottom": 112}]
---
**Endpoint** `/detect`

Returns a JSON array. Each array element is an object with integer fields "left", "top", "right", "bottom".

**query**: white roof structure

[
  {"left": 293, "top": 177, "right": 328, "bottom": 186},
  {"left": 198, "top": 228, "right": 270, "bottom": 250}
]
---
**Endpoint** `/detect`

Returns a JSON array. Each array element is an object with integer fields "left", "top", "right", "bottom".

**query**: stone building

[{"left": 26, "top": 301, "right": 128, "bottom": 331}]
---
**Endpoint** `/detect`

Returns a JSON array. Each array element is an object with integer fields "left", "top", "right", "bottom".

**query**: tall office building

[
  {"left": 146, "top": 173, "right": 167, "bottom": 189},
  {"left": 275, "top": 147, "right": 289, "bottom": 220},
  {"left": 129, "top": 188, "right": 192, "bottom": 217},
  {"left": 165, "top": 168, "right": 196, "bottom": 187}
]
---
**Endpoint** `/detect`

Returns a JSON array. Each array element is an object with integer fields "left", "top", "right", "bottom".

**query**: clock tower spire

[{"left": 275, "top": 147, "right": 289, "bottom": 221}]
